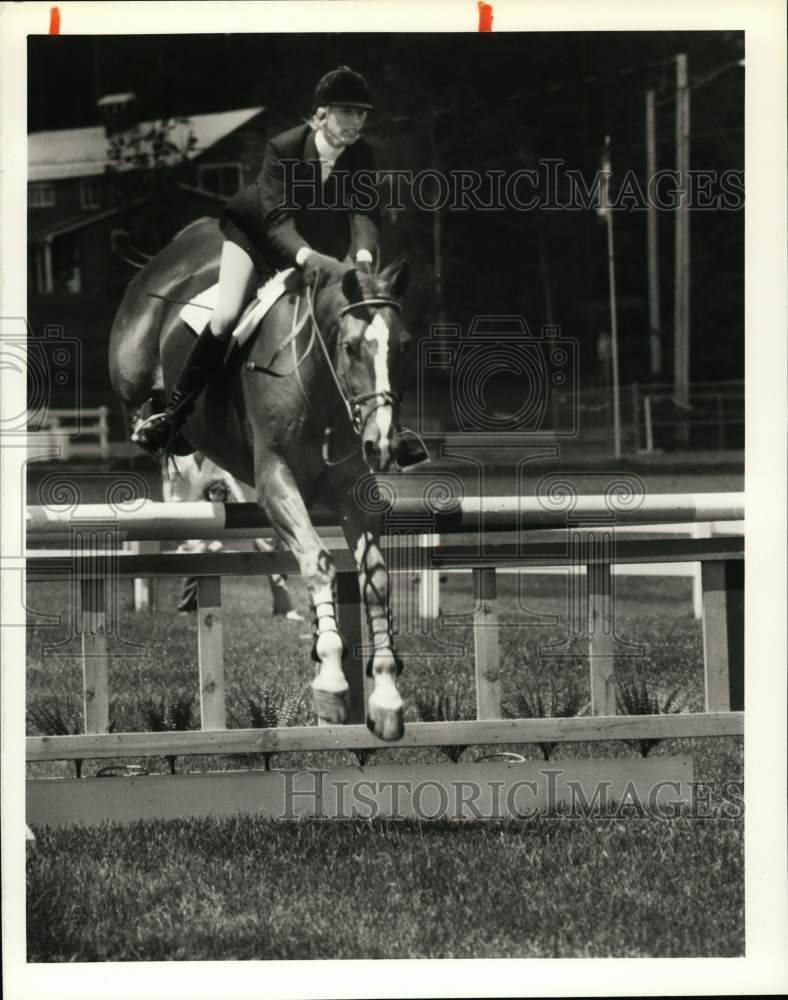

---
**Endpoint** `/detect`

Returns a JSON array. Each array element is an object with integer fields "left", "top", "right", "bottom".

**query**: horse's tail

[
  {"left": 111, "top": 232, "right": 154, "bottom": 268},
  {"left": 162, "top": 448, "right": 183, "bottom": 482},
  {"left": 118, "top": 255, "right": 146, "bottom": 271},
  {"left": 113, "top": 219, "right": 215, "bottom": 274}
]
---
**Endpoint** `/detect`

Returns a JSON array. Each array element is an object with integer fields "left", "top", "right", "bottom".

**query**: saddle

[
  {"left": 136, "top": 269, "right": 303, "bottom": 457},
  {"left": 179, "top": 267, "right": 299, "bottom": 342}
]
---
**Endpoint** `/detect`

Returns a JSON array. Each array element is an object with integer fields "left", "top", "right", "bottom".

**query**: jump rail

[{"left": 26, "top": 492, "right": 745, "bottom": 542}]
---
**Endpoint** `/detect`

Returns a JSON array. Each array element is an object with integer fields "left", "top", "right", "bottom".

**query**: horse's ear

[
  {"left": 342, "top": 267, "right": 364, "bottom": 304},
  {"left": 380, "top": 258, "right": 410, "bottom": 299}
]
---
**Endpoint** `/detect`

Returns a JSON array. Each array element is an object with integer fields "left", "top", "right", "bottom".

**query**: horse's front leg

[
  {"left": 341, "top": 511, "right": 404, "bottom": 741},
  {"left": 256, "top": 458, "right": 347, "bottom": 725}
]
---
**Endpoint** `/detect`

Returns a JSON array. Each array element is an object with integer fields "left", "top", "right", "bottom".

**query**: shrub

[
  {"left": 615, "top": 677, "right": 685, "bottom": 757},
  {"left": 413, "top": 681, "right": 475, "bottom": 762},
  {"left": 504, "top": 681, "right": 586, "bottom": 760}
]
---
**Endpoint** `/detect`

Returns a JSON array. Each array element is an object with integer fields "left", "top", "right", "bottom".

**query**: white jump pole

[
  {"left": 419, "top": 533, "right": 441, "bottom": 620},
  {"left": 26, "top": 493, "right": 746, "bottom": 543}
]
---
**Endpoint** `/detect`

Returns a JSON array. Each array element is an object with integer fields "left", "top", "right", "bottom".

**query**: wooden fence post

[
  {"left": 588, "top": 551, "right": 617, "bottom": 716},
  {"left": 690, "top": 522, "right": 710, "bottom": 620},
  {"left": 701, "top": 559, "right": 744, "bottom": 712},
  {"left": 197, "top": 576, "right": 226, "bottom": 729},
  {"left": 473, "top": 567, "right": 502, "bottom": 719},
  {"left": 80, "top": 576, "right": 110, "bottom": 734}
]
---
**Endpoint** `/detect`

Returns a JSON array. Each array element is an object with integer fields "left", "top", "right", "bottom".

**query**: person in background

[{"left": 163, "top": 453, "right": 304, "bottom": 619}]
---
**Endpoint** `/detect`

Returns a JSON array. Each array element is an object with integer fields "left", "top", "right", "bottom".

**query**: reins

[
  {"left": 244, "top": 294, "right": 315, "bottom": 378},
  {"left": 309, "top": 287, "right": 403, "bottom": 434}
]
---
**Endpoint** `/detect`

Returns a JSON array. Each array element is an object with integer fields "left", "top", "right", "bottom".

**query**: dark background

[{"left": 28, "top": 31, "right": 744, "bottom": 389}]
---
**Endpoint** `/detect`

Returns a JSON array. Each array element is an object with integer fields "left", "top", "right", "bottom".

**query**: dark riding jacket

[{"left": 220, "top": 124, "right": 381, "bottom": 272}]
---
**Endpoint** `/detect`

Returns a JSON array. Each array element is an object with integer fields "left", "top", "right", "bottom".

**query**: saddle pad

[{"left": 179, "top": 268, "right": 295, "bottom": 345}]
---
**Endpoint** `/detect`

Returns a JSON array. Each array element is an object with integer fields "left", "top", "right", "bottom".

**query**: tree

[{"left": 105, "top": 116, "right": 197, "bottom": 201}]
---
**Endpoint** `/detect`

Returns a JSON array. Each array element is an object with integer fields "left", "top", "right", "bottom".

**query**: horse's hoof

[
  {"left": 366, "top": 704, "right": 405, "bottom": 742},
  {"left": 312, "top": 687, "right": 348, "bottom": 725}
]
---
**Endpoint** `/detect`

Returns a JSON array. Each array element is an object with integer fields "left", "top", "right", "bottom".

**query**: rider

[{"left": 134, "top": 66, "right": 381, "bottom": 454}]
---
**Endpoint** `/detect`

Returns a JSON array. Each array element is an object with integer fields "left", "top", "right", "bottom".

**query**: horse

[
  {"left": 109, "top": 217, "right": 413, "bottom": 740},
  {"left": 162, "top": 451, "right": 304, "bottom": 620}
]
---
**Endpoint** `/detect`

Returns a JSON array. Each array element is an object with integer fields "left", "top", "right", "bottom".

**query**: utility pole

[
  {"left": 429, "top": 112, "right": 447, "bottom": 325},
  {"left": 537, "top": 223, "right": 554, "bottom": 326},
  {"left": 93, "top": 37, "right": 102, "bottom": 103},
  {"left": 599, "top": 135, "right": 622, "bottom": 460},
  {"left": 673, "top": 54, "right": 691, "bottom": 445},
  {"left": 645, "top": 89, "right": 662, "bottom": 377}
]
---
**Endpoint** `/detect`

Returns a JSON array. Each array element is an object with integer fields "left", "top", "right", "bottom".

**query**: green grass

[
  {"left": 27, "top": 814, "right": 743, "bottom": 961},
  {"left": 25, "top": 571, "right": 744, "bottom": 959}
]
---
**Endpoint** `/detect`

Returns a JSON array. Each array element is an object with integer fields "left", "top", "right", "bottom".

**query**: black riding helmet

[{"left": 313, "top": 66, "right": 374, "bottom": 110}]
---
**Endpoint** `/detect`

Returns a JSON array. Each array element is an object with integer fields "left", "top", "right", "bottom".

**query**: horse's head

[{"left": 321, "top": 260, "right": 413, "bottom": 472}]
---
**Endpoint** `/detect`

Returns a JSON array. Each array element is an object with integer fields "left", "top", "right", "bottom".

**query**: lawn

[{"left": 25, "top": 570, "right": 744, "bottom": 960}]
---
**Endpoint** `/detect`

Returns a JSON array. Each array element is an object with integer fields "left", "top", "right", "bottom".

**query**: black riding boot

[{"left": 132, "top": 327, "right": 232, "bottom": 455}]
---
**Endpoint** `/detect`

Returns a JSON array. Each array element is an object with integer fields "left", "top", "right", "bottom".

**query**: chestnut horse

[{"left": 109, "top": 218, "right": 413, "bottom": 740}]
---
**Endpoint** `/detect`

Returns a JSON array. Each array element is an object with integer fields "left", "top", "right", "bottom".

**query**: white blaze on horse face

[{"left": 364, "top": 314, "right": 393, "bottom": 451}]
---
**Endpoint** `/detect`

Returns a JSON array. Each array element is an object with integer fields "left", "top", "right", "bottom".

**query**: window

[
  {"left": 198, "top": 163, "right": 243, "bottom": 198},
  {"left": 80, "top": 179, "right": 101, "bottom": 210},
  {"left": 28, "top": 183, "right": 55, "bottom": 208}
]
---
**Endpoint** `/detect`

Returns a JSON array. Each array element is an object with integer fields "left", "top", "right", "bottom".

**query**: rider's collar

[{"left": 315, "top": 128, "right": 346, "bottom": 162}]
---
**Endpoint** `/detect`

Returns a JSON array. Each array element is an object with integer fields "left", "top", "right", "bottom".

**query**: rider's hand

[{"left": 301, "top": 251, "right": 345, "bottom": 286}]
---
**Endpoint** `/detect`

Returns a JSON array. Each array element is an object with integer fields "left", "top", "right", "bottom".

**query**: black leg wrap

[
  {"left": 365, "top": 649, "right": 404, "bottom": 678},
  {"left": 310, "top": 596, "right": 347, "bottom": 662}
]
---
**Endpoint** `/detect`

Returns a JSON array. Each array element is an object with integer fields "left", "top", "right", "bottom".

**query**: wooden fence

[
  {"left": 25, "top": 494, "right": 744, "bottom": 825},
  {"left": 27, "top": 406, "right": 110, "bottom": 461}
]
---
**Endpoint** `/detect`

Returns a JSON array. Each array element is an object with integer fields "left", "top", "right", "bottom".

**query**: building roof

[{"left": 28, "top": 107, "right": 265, "bottom": 182}]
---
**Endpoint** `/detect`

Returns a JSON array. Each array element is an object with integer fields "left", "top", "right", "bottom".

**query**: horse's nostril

[{"left": 364, "top": 440, "right": 379, "bottom": 463}]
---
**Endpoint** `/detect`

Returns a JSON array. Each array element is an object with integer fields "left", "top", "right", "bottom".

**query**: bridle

[
  {"left": 332, "top": 294, "right": 403, "bottom": 435},
  {"left": 246, "top": 280, "right": 405, "bottom": 465}
]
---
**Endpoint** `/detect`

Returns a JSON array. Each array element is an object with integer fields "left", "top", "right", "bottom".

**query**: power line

[
  {"left": 370, "top": 56, "right": 743, "bottom": 130},
  {"left": 655, "top": 59, "right": 744, "bottom": 107}
]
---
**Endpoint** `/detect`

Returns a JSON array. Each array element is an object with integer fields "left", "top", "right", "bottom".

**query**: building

[{"left": 27, "top": 97, "right": 268, "bottom": 418}]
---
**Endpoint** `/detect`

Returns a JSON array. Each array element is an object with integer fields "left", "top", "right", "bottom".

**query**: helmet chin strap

[
  {"left": 321, "top": 124, "right": 346, "bottom": 148},
  {"left": 319, "top": 115, "right": 363, "bottom": 149}
]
